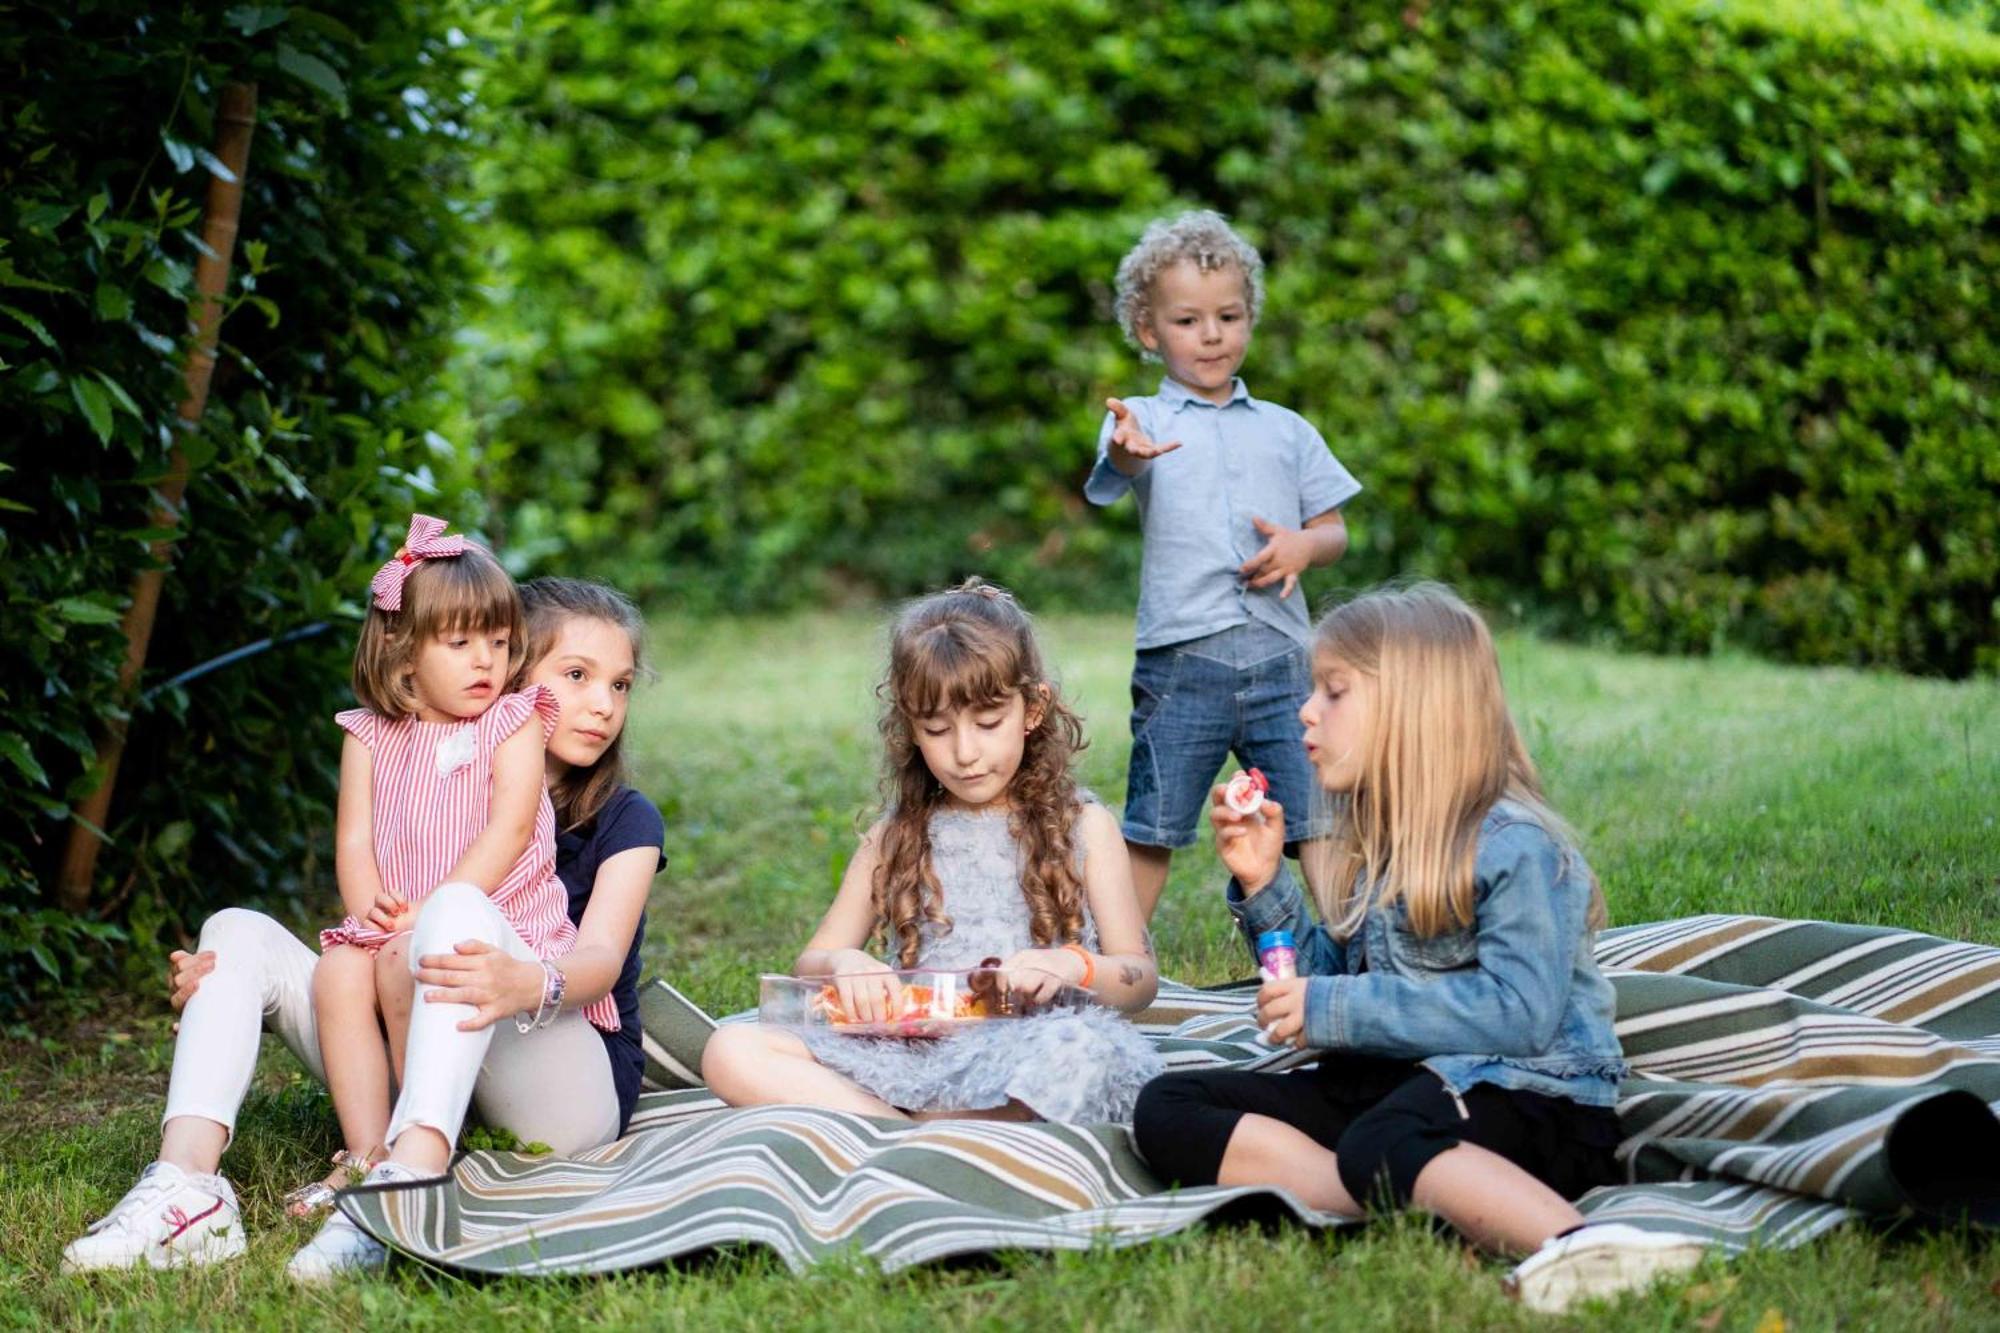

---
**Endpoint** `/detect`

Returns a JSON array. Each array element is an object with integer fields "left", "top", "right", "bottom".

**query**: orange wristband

[{"left": 1061, "top": 943, "right": 1095, "bottom": 989}]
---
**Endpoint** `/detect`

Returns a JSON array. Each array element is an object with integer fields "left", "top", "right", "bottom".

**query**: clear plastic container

[{"left": 758, "top": 959, "right": 1089, "bottom": 1039}]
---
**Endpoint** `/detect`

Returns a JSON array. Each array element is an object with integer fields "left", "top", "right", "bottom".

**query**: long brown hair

[
  {"left": 350, "top": 535, "right": 523, "bottom": 720},
  {"left": 1303, "top": 582, "right": 1606, "bottom": 939},
  {"left": 871, "top": 579, "right": 1088, "bottom": 968},
  {"left": 519, "top": 577, "right": 647, "bottom": 832}
]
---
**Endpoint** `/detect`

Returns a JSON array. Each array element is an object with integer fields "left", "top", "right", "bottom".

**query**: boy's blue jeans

[{"left": 1120, "top": 621, "right": 1329, "bottom": 854}]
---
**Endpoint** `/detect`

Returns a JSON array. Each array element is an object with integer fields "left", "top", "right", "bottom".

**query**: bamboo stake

[{"left": 57, "top": 82, "right": 259, "bottom": 912}]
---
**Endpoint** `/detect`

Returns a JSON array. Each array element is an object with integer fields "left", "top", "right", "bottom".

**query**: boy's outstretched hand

[{"left": 1104, "top": 398, "right": 1182, "bottom": 476}]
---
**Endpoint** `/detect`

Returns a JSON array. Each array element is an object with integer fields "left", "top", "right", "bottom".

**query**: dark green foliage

[
  {"left": 471, "top": 0, "right": 1998, "bottom": 674},
  {"left": 6, "top": 0, "right": 1996, "bottom": 1011},
  {"left": 0, "top": 1, "right": 481, "bottom": 1008}
]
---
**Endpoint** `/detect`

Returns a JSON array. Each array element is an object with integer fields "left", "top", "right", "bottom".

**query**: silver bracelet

[
  {"left": 534, "top": 960, "right": 565, "bottom": 1029},
  {"left": 514, "top": 962, "right": 566, "bottom": 1033}
]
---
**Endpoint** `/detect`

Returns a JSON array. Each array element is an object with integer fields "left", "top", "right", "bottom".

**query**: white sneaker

[
  {"left": 1504, "top": 1222, "right": 1711, "bottom": 1313},
  {"left": 61, "top": 1161, "right": 247, "bottom": 1273},
  {"left": 284, "top": 1161, "right": 421, "bottom": 1283}
]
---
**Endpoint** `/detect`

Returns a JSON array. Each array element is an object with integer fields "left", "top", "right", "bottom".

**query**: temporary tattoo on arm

[{"left": 1118, "top": 962, "right": 1144, "bottom": 987}]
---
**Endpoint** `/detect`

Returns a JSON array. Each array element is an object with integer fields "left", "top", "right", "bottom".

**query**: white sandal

[{"left": 285, "top": 1161, "right": 424, "bottom": 1283}]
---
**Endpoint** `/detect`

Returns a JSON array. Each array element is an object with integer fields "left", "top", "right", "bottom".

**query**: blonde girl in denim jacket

[{"left": 1132, "top": 583, "right": 1708, "bottom": 1312}]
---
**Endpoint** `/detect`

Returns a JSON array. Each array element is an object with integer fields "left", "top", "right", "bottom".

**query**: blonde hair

[
  {"left": 350, "top": 536, "right": 523, "bottom": 720},
  {"left": 1303, "top": 583, "right": 1607, "bottom": 939},
  {"left": 871, "top": 578, "right": 1088, "bottom": 968},
  {"left": 1113, "top": 209, "right": 1265, "bottom": 357},
  {"left": 519, "top": 577, "right": 647, "bottom": 832}
]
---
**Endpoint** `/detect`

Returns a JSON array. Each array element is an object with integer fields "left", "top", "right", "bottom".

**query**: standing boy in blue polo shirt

[{"left": 1085, "top": 210, "right": 1361, "bottom": 920}]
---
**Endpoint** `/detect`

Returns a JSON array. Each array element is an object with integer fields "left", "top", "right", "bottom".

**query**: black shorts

[{"left": 1131, "top": 1054, "right": 1622, "bottom": 1210}]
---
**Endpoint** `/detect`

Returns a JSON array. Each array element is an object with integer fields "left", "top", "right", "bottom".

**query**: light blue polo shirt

[{"left": 1084, "top": 376, "right": 1362, "bottom": 651}]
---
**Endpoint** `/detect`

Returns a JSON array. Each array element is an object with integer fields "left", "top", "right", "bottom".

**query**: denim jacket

[{"left": 1227, "top": 800, "right": 1627, "bottom": 1107}]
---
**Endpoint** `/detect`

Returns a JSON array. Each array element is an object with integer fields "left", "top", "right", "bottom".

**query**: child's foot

[
  {"left": 1503, "top": 1222, "right": 1710, "bottom": 1313},
  {"left": 61, "top": 1160, "right": 247, "bottom": 1273},
  {"left": 282, "top": 1149, "right": 379, "bottom": 1219},
  {"left": 283, "top": 1161, "right": 424, "bottom": 1283}
]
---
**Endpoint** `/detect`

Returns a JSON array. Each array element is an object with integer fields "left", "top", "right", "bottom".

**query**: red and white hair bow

[{"left": 369, "top": 513, "right": 468, "bottom": 611}]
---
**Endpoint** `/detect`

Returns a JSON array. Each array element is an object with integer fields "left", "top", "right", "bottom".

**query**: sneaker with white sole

[
  {"left": 1504, "top": 1222, "right": 1711, "bottom": 1313},
  {"left": 61, "top": 1160, "right": 248, "bottom": 1273},
  {"left": 284, "top": 1161, "right": 422, "bottom": 1283}
]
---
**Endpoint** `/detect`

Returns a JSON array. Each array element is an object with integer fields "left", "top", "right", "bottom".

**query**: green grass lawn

[{"left": 5, "top": 612, "right": 1997, "bottom": 1329}]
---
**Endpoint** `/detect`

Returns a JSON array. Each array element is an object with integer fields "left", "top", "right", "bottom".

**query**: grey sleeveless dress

[{"left": 800, "top": 803, "right": 1162, "bottom": 1122}]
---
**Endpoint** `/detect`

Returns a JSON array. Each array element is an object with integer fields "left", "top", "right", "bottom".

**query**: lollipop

[{"left": 1223, "top": 767, "right": 1270, "bottom": 816}]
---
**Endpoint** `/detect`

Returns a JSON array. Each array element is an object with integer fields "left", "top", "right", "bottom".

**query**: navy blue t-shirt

[{"left": 553, "top": 785, "right": 664, "bottom": 1135}]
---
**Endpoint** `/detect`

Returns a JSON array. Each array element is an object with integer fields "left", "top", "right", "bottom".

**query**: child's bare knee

[
  {"left": 313, "top": 944, "right": 374, "bottom": 1004},
  {"left": 699, "top": 1025, "right": 760, "bottom": 1086}
]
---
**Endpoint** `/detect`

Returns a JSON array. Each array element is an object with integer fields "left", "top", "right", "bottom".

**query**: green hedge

[
  {"left": 470, "top": 0, "right": 1999, "bottom": 675},
  {"left": 0, "top": 2, "right": 482, "bottom": 1008}
]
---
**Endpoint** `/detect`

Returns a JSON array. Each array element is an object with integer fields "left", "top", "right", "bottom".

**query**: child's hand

[
  {"left": 829, "top": 949, "right": 900, "bottom": 1025},
  {"left": 166, "top": 948, "right": 215, "bottom": 1015},
  {"left": 1209, "top": 786, "right": 1286, "bottom": 893},
  {"left": 1238, "top": 516, "right": 1319, "bottom": 600},
  {"left": 1104, "top": 398, "right": 1182, "bottom": 476},
  {"left": 364, "top": 891, "right": 407, "bottom": 934},
  {"left": 997, "top": 948, "right": 1085, "bottom": 1002},
  {"left": 1256, "top": 976, "right": 1311, "bottom": 1048}
]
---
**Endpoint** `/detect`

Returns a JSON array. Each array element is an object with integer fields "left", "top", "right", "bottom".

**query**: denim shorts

[{"left": 1121, "top": 622, "right": 1328, "bottom": 852}]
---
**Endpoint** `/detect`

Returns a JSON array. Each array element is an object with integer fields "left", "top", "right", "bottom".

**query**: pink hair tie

[{"left": 369, "top": 514, "right": 468, "bottom": 611}]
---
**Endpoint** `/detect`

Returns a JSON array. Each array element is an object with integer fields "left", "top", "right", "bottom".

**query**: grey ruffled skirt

[{"left": 801, "top": 1005, "right": 1163, "bottom": 1123}]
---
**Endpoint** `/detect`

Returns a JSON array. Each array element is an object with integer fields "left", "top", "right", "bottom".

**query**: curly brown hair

[{"left": 871, "top": 579, "right": 1089, "bottom": 968}]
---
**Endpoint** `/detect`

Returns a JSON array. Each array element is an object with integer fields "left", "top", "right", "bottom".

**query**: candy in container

[
  {"left": 1256, "top": 929, "right": 1298, "bottom": 981},
  {"left": 1223, "top": 767, "right": 1270, "bottom": 816},
  {"left": 1255, "top": 928, "right": 1300, "bottom": 1045},
  {"left": 758, "top": 958, "right": 1089, "bottom": 1039}
]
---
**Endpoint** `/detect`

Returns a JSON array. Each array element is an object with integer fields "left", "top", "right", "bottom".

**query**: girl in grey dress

[{"left": 701, "top": 579, "right": 1163, "bottom": 1123}]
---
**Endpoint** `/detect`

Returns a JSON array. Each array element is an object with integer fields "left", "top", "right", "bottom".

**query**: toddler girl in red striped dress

[{"left": 300, "top": 515, "right": 598, "bottom": 1209}]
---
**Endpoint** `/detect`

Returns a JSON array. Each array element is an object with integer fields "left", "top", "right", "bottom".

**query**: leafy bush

[
  {"left": 0, "top": 2, "right": 482, "bottom": 1009},
  {"left": 469, "top": 0, "right": 1998, "bottom": 675}
]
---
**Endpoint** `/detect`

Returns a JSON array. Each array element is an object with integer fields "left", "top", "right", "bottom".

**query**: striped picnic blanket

[{"left": 340, "top": 915, "right": 2000, "bottom": 1275}]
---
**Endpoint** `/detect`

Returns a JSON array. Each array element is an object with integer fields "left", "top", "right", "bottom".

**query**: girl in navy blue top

[{"left": 509, "top": 576, "right": 663, "bottom": 1135}]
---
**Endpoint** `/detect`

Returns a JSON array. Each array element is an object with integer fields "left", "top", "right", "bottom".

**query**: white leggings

[{"left": 163, "top": 888, "right": 620, "bottom": 1157}]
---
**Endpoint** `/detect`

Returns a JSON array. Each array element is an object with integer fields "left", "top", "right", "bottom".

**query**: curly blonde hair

[
  {"left": 1113, "top": 209, "right": 1265, "bottom": 358},
  {"left": 870, "top": 579, "right": 1089, "bottom": 968}
]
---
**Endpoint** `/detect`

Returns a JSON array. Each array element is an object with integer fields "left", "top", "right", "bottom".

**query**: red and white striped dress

[{"left": 320, "top": 685, "right": 617, "bottom": 1031}]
